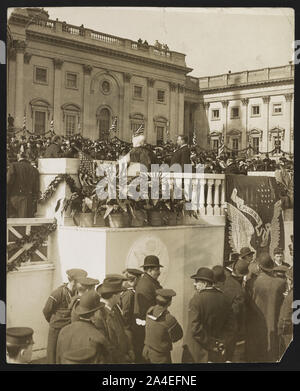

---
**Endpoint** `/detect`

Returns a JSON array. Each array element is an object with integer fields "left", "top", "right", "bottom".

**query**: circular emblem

[
  {"left": 126, "top": 234, "right": 170, "bottom": 285},
  {"left": 101, "top": 80, "right": 111, "bottom": 95}
]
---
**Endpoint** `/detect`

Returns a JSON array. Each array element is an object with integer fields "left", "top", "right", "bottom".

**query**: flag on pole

[
  {"left": 109, "top": 116, "right": 118, "bottom": 133},
  {"left": 50, "top": 116, "right": 54, "bottom": 134},
  {"left": 23, "top": 107, "right": 26, "bottom": 131},
  {"left": 217, "top": 134, "right": 225, "bottom": 157},
  {"left": 133, "top": 123, "right": 144, "bottom": 137},
  {"left": 192, "top": 131, "right": 197, "bottom": 145}
]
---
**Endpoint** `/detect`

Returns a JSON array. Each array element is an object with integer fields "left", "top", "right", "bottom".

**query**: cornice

[{"left": 25, "top": 29, "right": 192, "bottom": 75}]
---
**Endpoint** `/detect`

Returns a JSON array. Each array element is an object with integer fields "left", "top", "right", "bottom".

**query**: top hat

[
  {"left": 191, "top": 267, "right": 214, "bottom": 283},
  {"left": 258, "top": 253, "right": 275, "bottom": 272},
  {"left": 96, "top": 277, "right": 126, "bottom": 295},
  {"left": 140, "top": 255, "right": 164, "bottom": 268},
  {"left": 233, "top": 259, "right": 249, "bottom": 277},
  {"left": 240, "top": 247, "right": 254, "bottom": 258},
  {"left": 74, "top": 290, "right": 103, "bottom": 316},
  {"left": 66, "top": 269, "right": 88, "bottom": 281},
  {"left": 212, "top": 265, "right": 226, "bottom": 283},
  {"left": 6, "top": 327, "right": 34, "bottom": 346}
]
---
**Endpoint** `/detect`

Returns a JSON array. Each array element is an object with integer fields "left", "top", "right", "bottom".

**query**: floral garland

[
  {"left": 39, "top": 174, "right": 79, "bottom": 202},
  {"left": 7, "top": 221, "right": 57, "bottom": 272}
]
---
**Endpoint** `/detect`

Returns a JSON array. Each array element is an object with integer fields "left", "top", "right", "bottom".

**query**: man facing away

[
  {"left": 6, "top": 327, "right": 34, "bottom": 364},
  {"left": 170, "top": 135, "right": 191, "bottom": 169}
]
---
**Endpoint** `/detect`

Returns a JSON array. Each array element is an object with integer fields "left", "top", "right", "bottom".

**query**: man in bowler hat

[
  {"left": 134, "top": 255, "right": 164, "bottom": 363},
  {"left": 6, "top": 327, "right": 34, "bottom": 364},
  {"left": 43, "top": 268, "right": 87, "bottom": 364},
  {"left": 182, "top": 267, "right": 235, "bottom": 363},
  {"left": 143, "top": 289, "right": 183, "bottom": 363}
]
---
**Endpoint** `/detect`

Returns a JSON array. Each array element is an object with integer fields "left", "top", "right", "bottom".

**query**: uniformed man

[
  {"left": 56, "top": 290, "right": 110, "bottom": 364},
  {"left": 96, "top": 276, "right": 135, "bottom": 364},
  {"left": 273, "top": 247, "right": 290, "bottom": 268},
  {"left": 134, "top": 255, "right": 164, "bottom": 363},
  {"left": 70, "top": 277, "right": 99, "bottom": 323},
  {"left": 182, "top": 267, "right": 235, "bottom": 363},
  {"left": 6, "top": 327, "right": 34, "bottom": 364},
  {"left": 61, "top": 347, "right": 97, "bottom": 364},
  {"left": 278, "top": 267, "right": 293, "bottom": 358},
  {"left": 143, "top": 289, "right": 183, "bottom": 364},
  {"left": 43, "top": 268, "right": 87, "bottom": 364}
]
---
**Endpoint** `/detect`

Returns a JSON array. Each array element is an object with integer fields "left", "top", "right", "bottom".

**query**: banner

[{"left": 224, "top": 175, "right": 284, "bottom": 264}]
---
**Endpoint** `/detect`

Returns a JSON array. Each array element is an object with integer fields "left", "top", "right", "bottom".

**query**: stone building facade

[{"left": 7, "top": 8, "right": 294, "bottom": 153}]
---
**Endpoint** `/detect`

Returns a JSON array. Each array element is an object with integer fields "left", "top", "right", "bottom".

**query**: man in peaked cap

[
  {"left": 56, "top": 290, "right": 110, "bottom": 364},
  {"left": 96, "top": 276, "right": 135, "bottom": 363},
  {"left": 273, "top": 247, "right": 290, "bottom": 268},
  {"left": 182, "top": 267, "right": 235, "bottom": 363},
  {"left": 134, "top": 255, "right": 164, "bottom": 363},
  {"left": 6, "top": 327, "right": 34, "bottom": 364},
  {"left": 278, "top": 267, "right": 293, "bottom": 357},
  {"left": 246, "top": 253, "right": 286, "bottom": 362},
  {"left": 70, "top": 277, "right": 100, "bottom": 323},
  {"left": 61, "top": 347, "right": 97, "bottom": 364},
  {"left": 43, "top": 268, "right": 87, "bottom": 364},
  {"left": 143, "top": 289, "right": 183, "bottom": 364}
]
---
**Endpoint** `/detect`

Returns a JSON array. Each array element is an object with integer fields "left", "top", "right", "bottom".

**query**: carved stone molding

[
  {"left": 83, "top": 64, "right": 93, "bottom": 75},
  {"left": 123, "top": 73, "right": 132, "bottom": 82},
  {"left": 241, "top": 98, "right": 249, "bottom": 106},
  {"left": 147, "top": 78, "right": 155, "bottom": 87},
  {"left": 53, "top": 57, "right": 64, "bottom": 69},
  {"left": 285, "top": 93, "right": 293, "bottom": 102},
  {"left": 24, "top": 52, "right": 32, "bottom": 64},
  {"left": 262, "top": 96, "right": 270, "bottom": 104},
  {"left": 169, "top": 82, "right": 177, "bottom": 92},
  {"left": 178, "top": 84, "right": 185, "bottom": 93},
  {"left": 222, "top": 100, "right": 229, "bottom": 108},
  {"left": 13, "top": 40, "right": 27, "bottom": 53}
]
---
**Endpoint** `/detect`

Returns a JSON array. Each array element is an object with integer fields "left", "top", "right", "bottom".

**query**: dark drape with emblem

[{"left": 224, "top": 175, "right": 284, "bottom": 264}]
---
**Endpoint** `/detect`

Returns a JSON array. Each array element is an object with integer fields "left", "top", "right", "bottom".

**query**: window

[
  {"left": 212, "top": 109, "right": 220, "bottom": 120},
  {"left": 231, "top": 107, "right": 239, "bottom": 119},
  {"left": 98, "top": 108, "right": 110, "bottom": 140},
  {"left": 274, "top": 136, "right": 281, "bottom": 150},
  {"left": 273, "top": 103, "right": 282, "bottom": 115},
  {"left": 34, "top": 111, "right": 46, "bottom": 134},
  {"left": 213, "top": 139, "right": 219, "bottom": 151},
  {"left": 133, "top": 85, "right": 143, "bottom": 99},
  {"left": 156, "top": 126, "right": 164, "bottom": 145},
  {"left": 232, "top": 138, "right": 239, "bottom": 151},
  {"left": 252, "top": 137, "right": 259, "bottom": 154},
  {"left": 34, "top": 66, "right": 48, "bottom": 84},
  {"left": 157, "top": 90, "right": 165, "bottom": 103},
  {"left": 66, "top": 72, "right": 78, "bottom": 89},
  {"left": 66, "top": 114, "right": 76, "bottom": 137},
  {"left": 251, "top": 105, "right": 260, "bottom": 116}
]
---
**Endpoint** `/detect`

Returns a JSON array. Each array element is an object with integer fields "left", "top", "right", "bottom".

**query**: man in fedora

[
  {"left": 247, "top": 253, "right": 286, "bottom": 362},
  {"left": 43, "top": 268, "right": 87, "bottom": 364},
  {"left": 56, "top": 290, "right": 110, "bottom": 364},
  {"left": 134, "top": 255, "right": 164, "bottom": 363},
  {"left": 143, "top": 288, "right": 183, "bottom": 364},
  {"left": 240, "top": 246, "right": 260, "bottom": 283},
  {"left": 96, "top": 276, "right": 135, "bottom": 364},
  {"left": 70, "top": 277, "right": 100, "bottom": 323},
  {"left": 182, "top": 267, "right": 235, "bottom": 363},
  {"left": 6, "top": 327, "right": 35, "bottom": 364}
]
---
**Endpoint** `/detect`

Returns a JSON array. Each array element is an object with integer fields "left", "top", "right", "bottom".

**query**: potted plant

[{"left": 103, "top": 197, "right": 131, "bottom": 228}]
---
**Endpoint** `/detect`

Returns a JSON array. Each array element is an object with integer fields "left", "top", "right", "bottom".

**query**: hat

[
  {"left": 191, "top": 267, "right": 214, "bottom": 283},
  {"left": 6, "top": 327, "right": 34, "bottom": 346},
  {"left": 123, "top": 268, "right": 143, "bottom": 277},
  {"left": 212, "top": 265, "right": 226, "bottom": 283},
  {"left": 104, "top": 274, "right": 128, "bottom": 281},
  {"left": 233, "top": 259, "right": 249, "bottom": 277},
  {"left": 240, "top": 247, "right": 254, "bottom": 258},
  {"left": 258, "top": 253, "right": 275, "bottom": 272},
  {"left": 77, "top": 277, "right": 99, "bottom": 287},
  {"left": 66, "top": 269, "right": 88, "bottom": 281},
  {"left": 140, "top": 255, "right": 164, "bottom": 268},
  {"left": 62, "top": 347, "right": 97, "bottom": 364},
  {"left": 74, "top": 290, "right": 103, "bottom": 316},
  {"left": 286, "top": 267, "right": 293, "bottom": 280},
  {"left": 96, "top": 277, "right": 126, "bottom": 295},
  {"left": 273, "top": 247, "right": 284, "bottom": 255},
  {"left": 155, "top": 289, "right": 176, "bottom": 299}
]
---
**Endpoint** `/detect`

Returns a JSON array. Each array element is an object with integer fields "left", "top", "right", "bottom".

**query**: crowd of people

[{"left": 6, "top": 243, "right": 293, "bottom": 364}]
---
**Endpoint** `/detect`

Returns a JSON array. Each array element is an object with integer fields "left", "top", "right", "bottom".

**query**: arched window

[
  {"left": 61, "top": 103, "right": 81, "bottom": 137},
  {"left": 30, "top": 98, "right": 52, "bottom": 135},
  {"left": 98, "top": 108, "right": 110, "bottom": 140}
]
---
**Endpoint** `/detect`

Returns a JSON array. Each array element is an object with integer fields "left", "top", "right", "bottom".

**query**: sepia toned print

[{"left": 6, "top": 7, "right": 294, "bottom": 364}]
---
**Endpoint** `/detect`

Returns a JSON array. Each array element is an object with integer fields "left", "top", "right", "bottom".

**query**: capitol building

[{"left": 7, "top": 7, "right": 294, "bottom": 153}]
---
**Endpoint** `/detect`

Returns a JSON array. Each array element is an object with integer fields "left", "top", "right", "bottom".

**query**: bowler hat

[
  {"left": 233, "top": 259, "right": 249, "bottom": 277},
  {"left": 240, "top": 247, "right": 254, "bottom": 258},
  {"left": 62, "top": 347, "right": 97, "bottom": 364},
  {"left": 212, "top": 265, "right": 226, "bottom": 283},
  {"left": 66, "top": 269, "right": 88, "bottom": 281},
  {"left": 74, "top": 290, "right": 103, "bottom": 316},
  {"left": 96, "top": 277, "right": 126, "bottom": 295},
  {"left": 6, "top": 327, "right": 34, "bottom": 346},
  {"left": 140, "top": 255, "right": 164, "bottom": 268},
  {"left": 258, "top": 253, "right": 275, "bottom": 272},
  {"left": 273, "top": 247, "right": 284, "bottom": 255},
  {"left": 191, "top": 267, "right": 214, "bottom": 283}
]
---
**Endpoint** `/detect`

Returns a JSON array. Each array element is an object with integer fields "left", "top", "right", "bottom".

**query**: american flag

[
  {"left": 133, "top": 123, "right": 144, "bottom": 137},
  {"left": 109, "top": 116, "right": 118, "bottom": 133},
  {"left": 217, "top": 142, "right": 224, "bottom": 157},
  {"left": 192, "top": 131, "right": 197, "bottom": 145},
  {"left": 78, "top": 151, "right": 97, "bottom": 187}
]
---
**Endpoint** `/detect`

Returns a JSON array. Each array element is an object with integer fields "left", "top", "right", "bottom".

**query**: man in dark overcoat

[
  {"left": 170, "top": 135, "right": 191, "bottom": 169},
  {"left": 56, "top": 290, "right": 110, "bottom": 364},
  {"left": 43, "top": 135, "right": 62, "bottom": 158},
  {"left": 43, "top": 268, "right": 87, "bottom": 364},
  {"left": 134, "top": 255, "right": 164, "bottom": 363},
  {"left": 182, "top": 267, "right": 235, "bottom": 363},
  {"left": 7, "top": 152, "right": 40, "bottom": 217}
]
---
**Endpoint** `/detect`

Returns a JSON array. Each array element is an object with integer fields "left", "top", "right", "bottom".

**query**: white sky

[{"left": 8, "top": 7, "right": 294, "bottom": 77}]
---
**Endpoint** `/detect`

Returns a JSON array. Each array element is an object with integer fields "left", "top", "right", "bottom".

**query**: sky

[{"left": 8, "top": 7, "right": 294, "bottom": 77}]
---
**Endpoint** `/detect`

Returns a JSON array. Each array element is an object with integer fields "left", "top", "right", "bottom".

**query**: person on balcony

[
  {"left": 43, "top": 135, "right": 63, "bottom": 158},
  {"left": 170, "top": 135, "right": 191, "bottom": 170},
  {"left": 7, "top": 151, "right": 40, "bottom": 218}
]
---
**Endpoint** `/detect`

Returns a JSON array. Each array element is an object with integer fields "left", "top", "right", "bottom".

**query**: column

[
  {"left": 147, "top": 78, "right": 155, "bottom": 144},
  {"left": 82, "top": 64, "right": 93, "bottom": 138},
  {"left": 199, "top": 178, "right": 206, "bottom": 215},
  {"left": 206, "top": 179, "right": 214, "bottom": 216},
  {"left": 241, "top": 98, "right": 249, "bottom": 149},
  {"left": 169, "top": 82, "right": 177, "bottom": 142},
  {"left": 14, "top": 40, "right": 26, "bottom": 129},
  {"left": 178, "top": 84, "right": 185, "bottom": 134},
  {"left": 122, "top": 73, "right": 132, "bottom": 142},
  {"left": 222, "top": 100, "right": 229, "bottom": 147},
  {"left": 184, "top": 102, "right": 190, "bottom": 139},
  {"left": 262, "top": 96, "right": 270, "bottom": 152},
  {"left": 284, "top": 93, "right": 293, "bottom": 154},
  {"left": 52, "top": 58, "right": 64, "bottom": 136},
  {"left": 214, "top": 179, "right": 221, "bottom": 216}
]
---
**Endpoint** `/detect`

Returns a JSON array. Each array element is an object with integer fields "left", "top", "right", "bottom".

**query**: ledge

[{"left": 7, "top": 263, "right": 55, "bottom": 274}]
